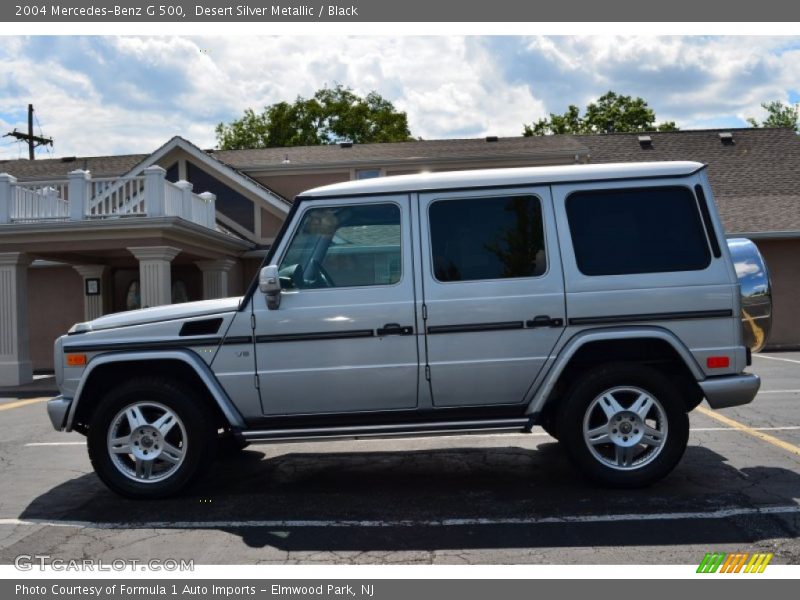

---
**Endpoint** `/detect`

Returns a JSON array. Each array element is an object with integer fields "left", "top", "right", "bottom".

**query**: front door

[
  {"left": 254, "top": 195, "right": 419, "bottom": 416},
  {"left": 418, "top": 186, "right": 566, "bottom": 407}
]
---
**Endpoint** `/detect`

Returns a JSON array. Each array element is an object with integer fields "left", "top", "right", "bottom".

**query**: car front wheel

[
  {"left": 87, "top": 377, "right": 216, "bottom": 498},
  {"left": 558, "top": 363, "right": 689, "bottom": 488}
]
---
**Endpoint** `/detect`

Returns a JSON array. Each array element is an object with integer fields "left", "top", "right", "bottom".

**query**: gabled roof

[{"left": 117, "top": 136, "right": 290, "bottom": 213}]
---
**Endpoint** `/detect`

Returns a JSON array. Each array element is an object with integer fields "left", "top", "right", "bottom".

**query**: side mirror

[{"left": 259, "top": 265, "right": 282, "bottom": 310}]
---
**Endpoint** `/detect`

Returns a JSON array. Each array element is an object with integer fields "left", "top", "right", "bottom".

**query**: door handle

[
  {"left": 377, "top": 323, "right": 414, "bottom": 336},
  {"left": 526, "top": 315, "right": 564, "bottom": 328}
]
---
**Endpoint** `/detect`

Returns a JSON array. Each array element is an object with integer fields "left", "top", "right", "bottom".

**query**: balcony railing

[{"left": 0, "top": 166, "right": 216, "bottom": 229}]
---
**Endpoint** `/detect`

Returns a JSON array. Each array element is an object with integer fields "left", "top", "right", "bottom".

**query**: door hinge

[
  {"left": 250, "top": 313, "right": 256, "bottom": 329},
  {"left": 254, "top": 374, "right": 260, "bottom": 390},
  {"left": 425, "top": 365, "right": 431, "bottom": 381},
  {"left": 422, "top": 303, "right": 428, "bottom": 320}
]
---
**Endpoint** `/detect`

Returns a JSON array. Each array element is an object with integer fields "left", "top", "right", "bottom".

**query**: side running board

[{"left": 239, "top": 418, "right": 532, "bottom": 444}]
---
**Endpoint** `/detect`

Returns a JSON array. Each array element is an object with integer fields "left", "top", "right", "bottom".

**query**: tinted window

[
  {"left": 279, "top": 203, "right": 401, "bottom": 289},
  {"left": 429, "top": 195, "right": 546, "bottom": 282},
  {"left": 566, "top": 186, "right": 711, "bottom": 276}
]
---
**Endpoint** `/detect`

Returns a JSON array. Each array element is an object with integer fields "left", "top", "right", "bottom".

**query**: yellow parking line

[
  {"left": 696, "top": 405, "right": 800, "bottom": 457},
  {"left": 0, "top": 397, "right": 48, "bottom": 411}
]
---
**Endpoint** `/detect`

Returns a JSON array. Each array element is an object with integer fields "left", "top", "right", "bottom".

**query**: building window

[
  {"left": 429, "top": 195, "right": 547, "bottom": 282},
  {"left": 355, "top": 168, "right": 382, "bottom": 180},
  {"left": 566, "top": 186, "right": 711, "bottom": 276}
]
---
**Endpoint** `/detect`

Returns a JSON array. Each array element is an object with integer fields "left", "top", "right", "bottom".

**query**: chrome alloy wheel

[
  {"left": 107, "top": 402, "right": 187, "bottom": 483},
  {"left": 582, "top": 386, "right": 668, "bottom": 471}
]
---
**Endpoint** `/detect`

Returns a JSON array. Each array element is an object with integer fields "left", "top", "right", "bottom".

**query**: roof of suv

[{"left": 298, "top": 161, "right": 706, "bottom": 198}]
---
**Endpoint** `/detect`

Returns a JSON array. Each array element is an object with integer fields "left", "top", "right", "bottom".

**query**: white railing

[
  {"left": 88, "top": 176, "right": 146, "bottom": 217},
  {"left": 0, "top": 167, "right": 216, "bottom": 230},
  {"left": 11, "top": 181, "right": 70, "bottom": 222},
  {"left": 164, "top": 180, "right": 184, "bottom": 217}
]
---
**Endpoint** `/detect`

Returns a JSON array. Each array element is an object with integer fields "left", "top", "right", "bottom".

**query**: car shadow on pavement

[{"left": 17, "top": 443, "right": 800, "bottom": 552}]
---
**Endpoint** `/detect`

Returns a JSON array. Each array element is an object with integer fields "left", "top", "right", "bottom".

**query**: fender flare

[
  {"left": 525, "top": 326, "right": 705, "bottom": 416},
  {"left": 64, "top": 349, "right": 246, "bottom": 432}
]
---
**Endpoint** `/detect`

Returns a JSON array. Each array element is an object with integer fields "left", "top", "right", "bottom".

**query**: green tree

[
  {"left": 746, "top": 101, "right": 800, "bottom": 133},
  {"left": 215, "top": 85, "right": 412, "bottom": 149},
  {"left": 523, "top": 91, "right": 678, "bottom": 136}
]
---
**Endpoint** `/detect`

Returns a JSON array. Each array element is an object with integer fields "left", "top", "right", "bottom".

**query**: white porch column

[
  {"left": 128, "top": 246, "right": 181, "bottom": 308},
  {"left": 198, "top": 192, "right": 216, "bottom": 229},
  {"left": 73, "top": 265, "right": 108, "bottom": 321},
  {"left": 144, "top": 166, "right": 166, "bottom": 217},
  {"left": 195, "top": 258, "right": 237, "bottom": 300},
  {"left": 0, "top": 173, "right": 17, "bottom": 224},
  {"left": 175, "top": 180, "right": 193, "bottom": 221},
  {"left": 0, "top": 253, "right": 33, "bottom": 386},
  {"left": 67, "top": 169, "right": 90, "bottom": 221}
]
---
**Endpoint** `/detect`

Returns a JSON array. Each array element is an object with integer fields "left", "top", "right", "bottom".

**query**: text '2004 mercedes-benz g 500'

[{"left": 47, "top": 161, "right": 772, "bottom": 498}]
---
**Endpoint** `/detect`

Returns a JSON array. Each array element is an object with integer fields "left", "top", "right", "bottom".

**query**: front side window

[
  {"left": 566, "top": 186, "right": 711, "bottom": 276},
  {"left": 279, "top": 203, "right": 401, "bottom": 289},
  {"left": 429, "top": 195, "right": 547, "bottom": 282}
]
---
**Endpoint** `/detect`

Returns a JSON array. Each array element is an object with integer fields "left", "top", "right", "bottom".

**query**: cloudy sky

[{"left": 0, "top": 35, "right": 798, "bottom": 160}]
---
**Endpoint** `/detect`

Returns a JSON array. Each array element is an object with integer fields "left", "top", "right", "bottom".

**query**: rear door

[{"left": 418, "top": 186, "right": 566, "bottom": 407}]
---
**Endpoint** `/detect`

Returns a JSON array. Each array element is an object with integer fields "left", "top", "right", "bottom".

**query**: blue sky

[{"left": 1, "top": 35, "right": 798, "bottom": 160}]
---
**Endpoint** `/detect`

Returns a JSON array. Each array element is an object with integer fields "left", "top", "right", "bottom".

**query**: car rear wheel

[
  {"left": 558, "top": 363, "right": 689, "bottom": 488},
  {"left": 87, "top": 377, "right": 216, "bottom": 498}
]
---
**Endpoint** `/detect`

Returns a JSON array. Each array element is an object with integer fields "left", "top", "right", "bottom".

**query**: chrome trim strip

[
  {"left": 241, "top": 418, "right": 530, "bottom": 441},
  {"left": 568, "top": 309, "right": 733, "bottom": 326},
  {"left": 256, "top": 329, "right": 375, "bottom": 343},
  {"left": 427, "top": 321, "right": 524, "bottom": 335}
]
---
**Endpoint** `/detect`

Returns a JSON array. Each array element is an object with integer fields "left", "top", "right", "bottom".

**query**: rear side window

[
  {"left": 429, "top": 195, "right": 546, "bottom": 282},
  {"left": 566, "top": 186, "right": 711, "bottom": 276}
]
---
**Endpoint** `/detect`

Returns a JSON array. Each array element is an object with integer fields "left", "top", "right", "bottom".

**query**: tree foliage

[
  {"left": 523, "top": 91, "right": 678, "bottom": 136},
  {"left": 215, "top": 85, "right": 413, "bottom": 149},
  {"left": 746, "top": 101, "right": 800, "bottom": 133}
]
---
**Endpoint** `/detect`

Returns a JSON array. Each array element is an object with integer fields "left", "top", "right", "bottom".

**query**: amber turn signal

[{"left": 65, "top": 353, "right": 87, "bottom": 367}]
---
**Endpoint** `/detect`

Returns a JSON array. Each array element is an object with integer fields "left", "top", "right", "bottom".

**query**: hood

[{"left": 78, "top": 297, "right": 243, "bottom": 332}]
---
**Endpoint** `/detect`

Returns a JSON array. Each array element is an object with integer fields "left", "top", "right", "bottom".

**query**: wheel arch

[
  {"left": 66, "top": 350, "right": 245, "bottom": 433},
  {"left": 527, "top": 327, "right": 705, "bottom": 418}
]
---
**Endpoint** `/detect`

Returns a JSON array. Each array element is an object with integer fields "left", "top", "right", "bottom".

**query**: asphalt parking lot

[{"left": 1, "top": 353, "right": 799, "bottom": 566}]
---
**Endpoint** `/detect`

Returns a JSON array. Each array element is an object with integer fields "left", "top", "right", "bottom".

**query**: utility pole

[{"left": 3, "top": 104, "right": 53, "bottom": 160}]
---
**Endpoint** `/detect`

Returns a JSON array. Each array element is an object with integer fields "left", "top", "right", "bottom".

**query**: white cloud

[{"left": 0, "top": 35, "right": 798, "bottom": 161}]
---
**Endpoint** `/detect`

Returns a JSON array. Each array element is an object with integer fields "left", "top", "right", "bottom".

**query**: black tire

[
  {"left": 87, "top": 377, "right": 217, "bottom": 499},
  {"left": 558, "top": 363, "right": 689, "bottom": 488}
]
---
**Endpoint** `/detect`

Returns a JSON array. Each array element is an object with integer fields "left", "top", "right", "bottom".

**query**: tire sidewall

[
  {"left": 87, "top": 379, "right": 215, "bottom": 498},
  {"left": 558, "top": 363, "right": 689, "bottom": 488}
]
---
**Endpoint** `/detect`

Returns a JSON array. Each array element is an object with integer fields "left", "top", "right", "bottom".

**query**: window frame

[
  {"left": 564, "top": 184, "right": 713, "bottom": 277},
  {"left": 427, "top": 193, "right": 550, "bottom": 284},
  {"left": 276, "top": 200, "right": 405, "bottom": 292}
]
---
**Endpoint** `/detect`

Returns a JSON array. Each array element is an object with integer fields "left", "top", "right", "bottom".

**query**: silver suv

[{"left": 47, "top": 162, "right": 771, "bottom": 498}]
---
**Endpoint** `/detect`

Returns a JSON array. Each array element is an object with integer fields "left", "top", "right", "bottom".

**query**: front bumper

[
  {"left": 47, "top": 395, "right": 72, "bottom": 431},
  {"left": 699, "top": 373, "right": 761, "bottom": 409}
]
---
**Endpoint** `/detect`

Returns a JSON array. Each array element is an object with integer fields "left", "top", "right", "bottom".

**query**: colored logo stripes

[{"left": 697, "top": 552, "right": 773, "bottom": 573}]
